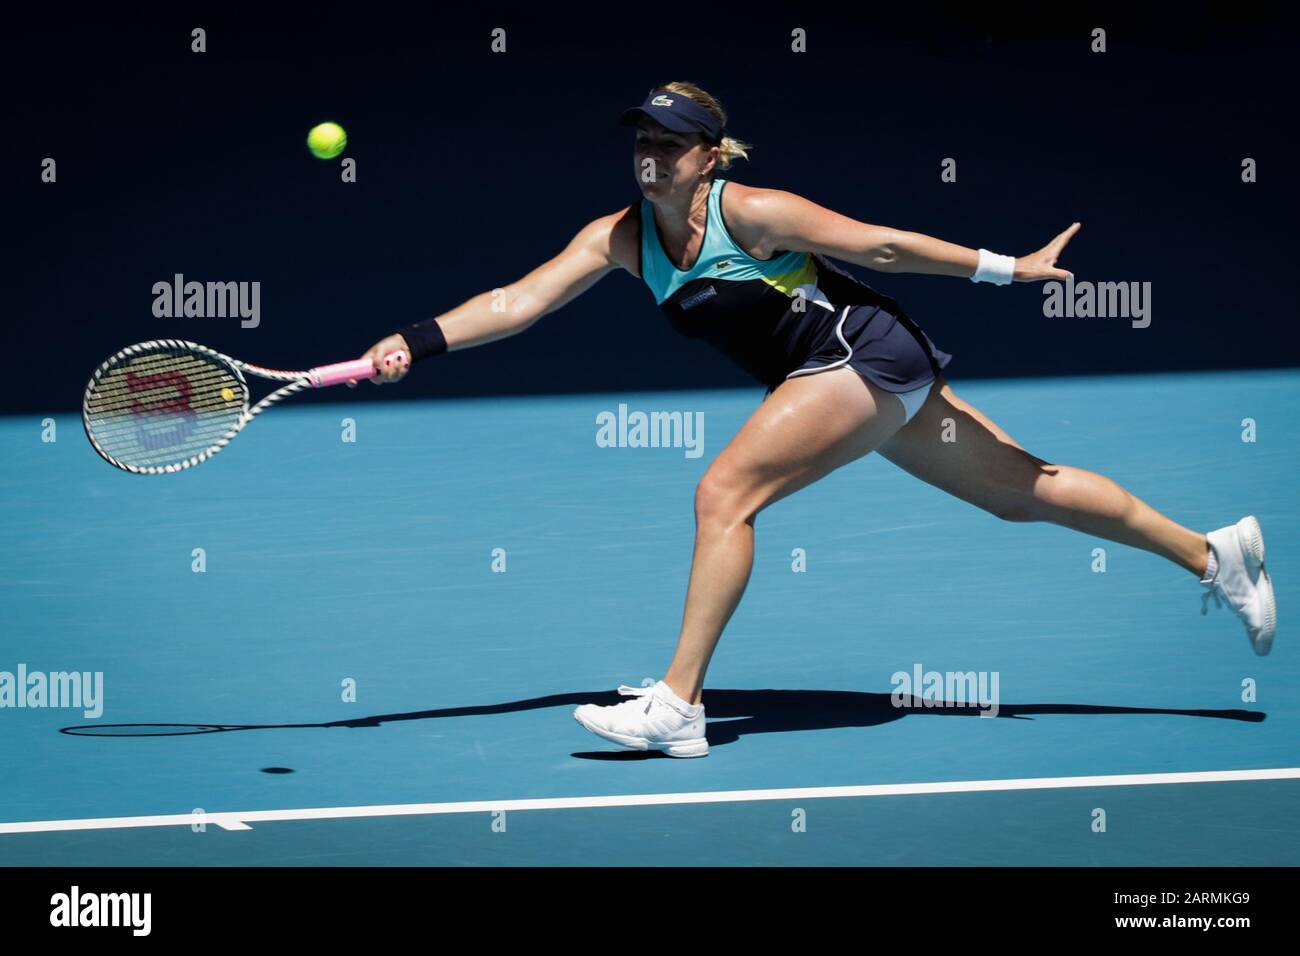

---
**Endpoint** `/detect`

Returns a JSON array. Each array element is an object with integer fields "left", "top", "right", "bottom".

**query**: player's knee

[
  {"left": 694, "top": 466, "right": 752, "bottom": 527},
  {"left": 986, "top": 487, "right": 1047, "bottom": 523},
  {"left": 990, "top": 459, "right": 1061, "bottom": 522},
  {"left": 693, "top": 470, "right": 731, "bottom": 523}
]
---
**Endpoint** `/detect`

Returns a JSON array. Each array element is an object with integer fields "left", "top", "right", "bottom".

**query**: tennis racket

[{"left": 82, "top": 338, "right": 407, "bottom": 474}]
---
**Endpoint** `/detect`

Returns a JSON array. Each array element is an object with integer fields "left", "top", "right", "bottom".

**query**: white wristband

[{"left": 971, "top": 248, "right": 1016, "bottom": 285}]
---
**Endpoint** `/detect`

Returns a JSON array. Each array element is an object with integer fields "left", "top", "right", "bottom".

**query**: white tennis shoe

[
  {"left": 1202, "top": 515, "right": 1277, "bottom": 656},
  {"left": 573, "top": 680, "right": 709, "bottom": 758}
]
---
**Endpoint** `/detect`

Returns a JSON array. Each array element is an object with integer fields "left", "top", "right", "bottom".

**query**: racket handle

[{"left": 311, "top": 350, "right": 410, "bottom": 388}]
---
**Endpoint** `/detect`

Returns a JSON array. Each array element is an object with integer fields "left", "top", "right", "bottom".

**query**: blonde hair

[{"left": 654, "top": 81, "right": 753, "bottom": 171}]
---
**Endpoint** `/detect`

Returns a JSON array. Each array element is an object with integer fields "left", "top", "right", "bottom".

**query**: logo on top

[{"left": 651, "top": 95, "right": 675, "bottom": 107}]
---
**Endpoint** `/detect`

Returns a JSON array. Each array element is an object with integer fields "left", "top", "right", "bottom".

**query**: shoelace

[
  {"left": 1201, "top": 585, "right": 1223, "bottom": 616},
  {"left": 618, "top": 683, "right": 684, "bottom": 717},
  {"left": 614, "top": 683, "right": 658, "bottom": 715}
]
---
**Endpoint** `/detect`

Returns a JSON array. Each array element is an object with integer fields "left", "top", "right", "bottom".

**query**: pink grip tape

[{"left": 311, "top": 350, "right": 409, "bottom": 388}]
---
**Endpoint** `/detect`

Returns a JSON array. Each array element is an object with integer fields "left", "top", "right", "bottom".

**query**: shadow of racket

[{"left": 60, "top": 719, "right": 360, "bottom": 737}]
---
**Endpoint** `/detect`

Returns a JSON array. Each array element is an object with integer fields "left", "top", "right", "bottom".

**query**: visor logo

[{"left": 651, "top": 95, "right": 674, "bottom": 107}]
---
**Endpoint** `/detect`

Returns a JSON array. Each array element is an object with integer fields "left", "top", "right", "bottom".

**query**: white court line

[{"left": 2, "top": 767, "right": 1298, "bottom": 835}]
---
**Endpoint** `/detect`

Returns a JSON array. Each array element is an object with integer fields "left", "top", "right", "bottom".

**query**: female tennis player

[{"left": 360, "top": 82, "right": 1276, "bottom": 758}]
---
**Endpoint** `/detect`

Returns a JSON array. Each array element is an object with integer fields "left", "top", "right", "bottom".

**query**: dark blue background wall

[{"left": 7, "top": 5, "right": 1296, "bottom": 412}]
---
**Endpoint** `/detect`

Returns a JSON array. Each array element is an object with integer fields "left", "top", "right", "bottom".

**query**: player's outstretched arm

[{"left": 358, "top": 210, "right": 633, "bottom": 384}]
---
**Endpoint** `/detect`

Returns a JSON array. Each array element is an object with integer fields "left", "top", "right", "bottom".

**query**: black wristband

[{"left": 399, "top": 318, "right": 449, "bottom": 362}]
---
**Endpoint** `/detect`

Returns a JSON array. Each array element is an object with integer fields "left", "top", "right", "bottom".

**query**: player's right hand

[{"left": 351, "top": 334, "right": 412, "bottom": 386}]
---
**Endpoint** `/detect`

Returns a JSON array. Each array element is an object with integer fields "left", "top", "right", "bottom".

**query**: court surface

[{"left": 1, "top": 369, "right": 1296, "bottom": 865}]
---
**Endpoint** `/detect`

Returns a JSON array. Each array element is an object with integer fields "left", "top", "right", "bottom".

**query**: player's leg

[
  {"left": 659, "top": 368, "right": 908, "bottom": 705},
  {"left": 876, "top": 376, "right": 1275, "bottom": 654},
  {"left": 574, "top": 367, "right": 915, "bottom": 755},
  {"left": 875, "top": 375, "right": 1210, "bottom": 574}
]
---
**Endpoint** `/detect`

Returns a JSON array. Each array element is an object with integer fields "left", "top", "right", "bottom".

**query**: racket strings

[{"left": 84, "top": 348, "right": 249, "bottom": 469}]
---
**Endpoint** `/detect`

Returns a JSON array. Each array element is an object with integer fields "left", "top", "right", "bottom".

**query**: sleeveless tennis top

[{"left": 636, "top": 177, "right": 933, "bottom": 391}]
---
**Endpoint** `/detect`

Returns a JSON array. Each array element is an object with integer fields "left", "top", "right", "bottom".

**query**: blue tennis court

[{"left": 1, "top": 369, "right": 1296, "bottom": 865}]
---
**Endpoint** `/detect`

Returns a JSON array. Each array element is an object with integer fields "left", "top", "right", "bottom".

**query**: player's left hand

[{"left": 1014, "top": 223, "right": 1080, "bottom": 282}]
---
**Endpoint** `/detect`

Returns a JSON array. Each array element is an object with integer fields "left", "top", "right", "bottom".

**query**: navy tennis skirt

[{"left": 782, "top": 302, "right": 953, "bottom": 394}]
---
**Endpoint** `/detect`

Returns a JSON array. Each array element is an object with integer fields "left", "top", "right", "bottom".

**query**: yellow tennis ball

[
  {"left": 220, "top": 387, "right": 236, "bottom": 402},
  {"left": 306, "top": 121, "right": 347, "bottom": 159}
]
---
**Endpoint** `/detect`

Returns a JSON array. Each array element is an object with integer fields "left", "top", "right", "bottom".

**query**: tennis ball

[
  {"left": 306, "top": 121, "right": 348, "bottom": 159},
  {"left": 220, "top": 387, "right": 236, "bottom": 402}
]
